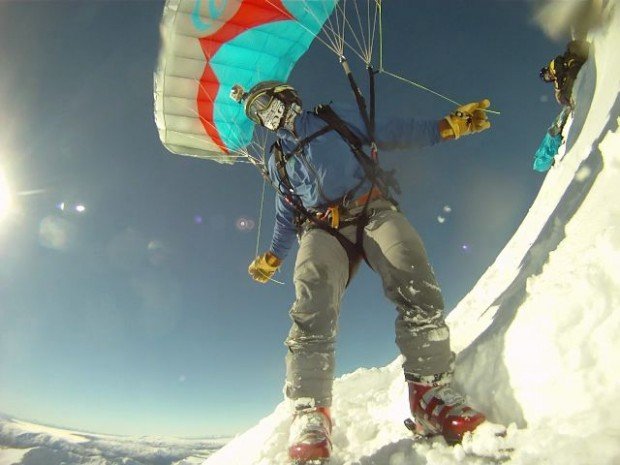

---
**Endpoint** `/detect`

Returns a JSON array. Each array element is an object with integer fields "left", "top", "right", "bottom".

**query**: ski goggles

[
  {"left": 540, "top": 60, "right": 557, "bottom": 83},
  {"left": 539, "top": 67, "right": 554, "bottom": 82},
  {"left": 256, "top": 97, "right": 286, "bottom": 131}
]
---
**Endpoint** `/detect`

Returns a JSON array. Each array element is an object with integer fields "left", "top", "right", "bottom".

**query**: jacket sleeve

[
  {"left": 375, "top": 116, "right": 442, "bottom": 151},
  {"left": 330, "top": 103, "right": 442, "bottom": 152},
  {"left": 269, "top": 195, "right": 298, "bottom": 261}
]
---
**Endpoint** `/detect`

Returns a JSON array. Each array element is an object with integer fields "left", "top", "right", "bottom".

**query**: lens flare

[
  {"left": 437, "top": 205, "right": 452, "bottom": 224},
  {"left": 235, "top": 217, "right": 255, "bottom": 232}
]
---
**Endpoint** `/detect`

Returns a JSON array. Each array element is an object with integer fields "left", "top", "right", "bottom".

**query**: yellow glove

[
  {"left": 441, "top": 99, "right": 491, "bottom": 140},
  {"left": 248, "top": 251, "right": 282, "bottom": 283}
]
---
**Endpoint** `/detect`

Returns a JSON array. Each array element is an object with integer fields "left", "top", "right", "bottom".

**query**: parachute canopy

[{"left": 154, "top": 0, "right": 338, "bottom": 164}]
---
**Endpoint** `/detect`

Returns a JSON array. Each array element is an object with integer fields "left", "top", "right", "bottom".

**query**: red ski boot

[
  {"left": 406, "top": 381, "right": 486, "bottom": 445},
  {"left": 288, "top": 406, "right": 332, "bottom": 464}
]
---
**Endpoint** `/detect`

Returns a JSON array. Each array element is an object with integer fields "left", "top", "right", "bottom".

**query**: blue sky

[{"left": 0, "top": 1, "right": 561, "bottom": 437}]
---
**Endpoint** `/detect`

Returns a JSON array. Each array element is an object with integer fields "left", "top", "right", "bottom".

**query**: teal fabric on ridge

[{"left": 533, "top": 132, "right": 561, "bottom": 172}]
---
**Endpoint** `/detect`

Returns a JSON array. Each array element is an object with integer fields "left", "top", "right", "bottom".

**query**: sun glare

[{"left": 0, "top": 167, "right": 12, "bottom": 220}]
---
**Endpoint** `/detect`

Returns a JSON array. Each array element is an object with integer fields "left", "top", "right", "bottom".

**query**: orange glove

[
  {"left": 248, "top": 251, "right": 282, "bottom": 283},
  {"left": 440, "top": 99, "right": 491, "bottom": 140}
]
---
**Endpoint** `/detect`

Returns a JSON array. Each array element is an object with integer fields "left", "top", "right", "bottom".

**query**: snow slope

[
  {"left": 202, "top": 3, "right": 620, "bottom": 465},
  {"left": 0, "top": 415, "right": 229, "bottom": 465}
]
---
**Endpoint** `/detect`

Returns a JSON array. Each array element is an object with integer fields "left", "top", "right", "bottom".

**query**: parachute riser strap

[
  {"left": 289, "top": 124, "right": 334, "bottom": 158},
  {"left": 340, "top": 57, "right": 375, "bottom": 148},
  {"left": 314, "top": 105, "right": 400, "bottom": 203}
]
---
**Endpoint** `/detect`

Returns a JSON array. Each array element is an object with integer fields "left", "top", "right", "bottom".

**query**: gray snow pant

[{"left": 285, "top": 199, "right": 455, "bottom": 407}]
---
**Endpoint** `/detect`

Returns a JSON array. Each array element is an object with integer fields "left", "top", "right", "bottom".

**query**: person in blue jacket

[{"left": 235, "top": 81, "right": 491, "bottom": 463}]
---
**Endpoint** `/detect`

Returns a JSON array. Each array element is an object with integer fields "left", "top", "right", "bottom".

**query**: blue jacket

[{"left": 268, "top": 104, "right": 442, "bottom": 260}]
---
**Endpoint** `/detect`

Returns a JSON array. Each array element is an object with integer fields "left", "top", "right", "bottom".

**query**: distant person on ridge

[
  {"left": 233, "top": 80, "right": 492, "bottom": 464},
  {"left": 539, "top": 39, "right": 590, "bottom": 108},
  {"left": 534, "top": 39, "right": 590, "bottom": 172}
]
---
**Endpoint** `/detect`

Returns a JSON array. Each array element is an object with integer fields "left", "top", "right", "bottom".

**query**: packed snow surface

[{"left": 202, "top": 3, "right": 620, "bottom": 465}]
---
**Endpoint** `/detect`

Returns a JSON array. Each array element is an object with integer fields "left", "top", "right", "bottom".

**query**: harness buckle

[{"left": 316, "top": 206, "right": 340, "bottom": 229}]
